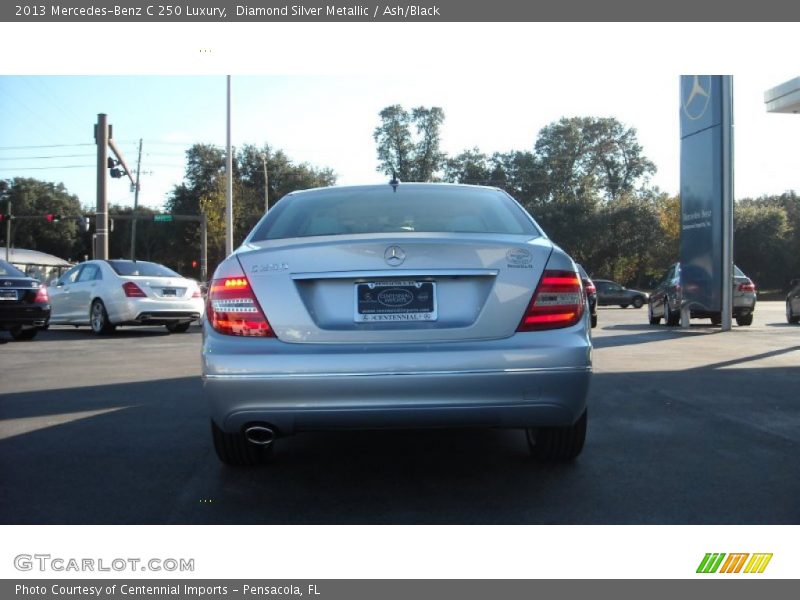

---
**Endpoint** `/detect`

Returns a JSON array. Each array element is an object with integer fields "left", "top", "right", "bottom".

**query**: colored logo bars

[{"left": 697, "top": 553, "right": 773, "bottom": 574}]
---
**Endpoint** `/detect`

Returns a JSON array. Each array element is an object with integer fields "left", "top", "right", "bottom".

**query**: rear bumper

[
  {"left": 0, "top": 305, "right": 50, "bottom": 329},
  {"left": 203, "top": 327, "right": 592, "bottom": 435}
]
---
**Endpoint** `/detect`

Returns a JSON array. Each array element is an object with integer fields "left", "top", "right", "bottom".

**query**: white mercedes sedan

[
  {"left": 49, "top": 259, "right": 204, "bottom": 334},
  {"left": 203, "top": 183, "right": 592, "bottom": 465}
]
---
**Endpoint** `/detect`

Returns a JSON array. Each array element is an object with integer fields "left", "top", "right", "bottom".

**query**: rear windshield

[
  {"left": 250, "top": 185, "right": 540, "bottom": 241},
  {"left": 107, "top": 260, "right": 180, "bottom": 278},
  {"left": 0, "top": 260, "right": 26, "bottom": 278}
]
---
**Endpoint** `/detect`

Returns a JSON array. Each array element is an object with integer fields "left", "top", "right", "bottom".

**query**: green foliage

[
  {"left": 165, "top": 143, "right": 336, "bottom": 275},
  {"left": 374, "top": 105, "right": 445, "bottom": 181},
  {"left": 0, "top": 178, "right": 84, "bottom": 260}
]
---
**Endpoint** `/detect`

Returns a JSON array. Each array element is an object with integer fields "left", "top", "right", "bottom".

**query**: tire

[
  {"left": 619, "top": 304, "right": 629, "bottom": 309},
  {"left": 10, "top": 327, "right": 38, "bottom": 341},
  {"left": 90, "top": 299, "right": 116, "bottom": 335},
  {"left": 590, "top": 314, "right": 597, "bottom": 328},
  {"left": 736, "top": 314, "right": 753, "bottom": 327},
  {"left": 526, "top": 409, "right": 587, "bottom": 461},
  {"left": 166, "top": 321, "right": 191, "bottom": 333},
  {"left": 211, "top": 420, "right": 273, "bottom": 466},
  {"left": 710, "top": 314, "right": 721, "bottom": 325},
  {"left": 648, "top": 302, "right": 661, "bottom": 325},
  {"left": 787, "top": 301, "right": 799, "bottom": 324},
  {"left": 632, "top": 296, "right": 644, "bottom": 309},
  {"left": 665, "top": 298, "right": 680, "bottom": 326}
]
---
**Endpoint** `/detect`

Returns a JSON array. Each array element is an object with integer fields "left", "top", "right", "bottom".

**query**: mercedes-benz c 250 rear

[{"left": 202, "top": 183, "right": 592, "bottom": 465}]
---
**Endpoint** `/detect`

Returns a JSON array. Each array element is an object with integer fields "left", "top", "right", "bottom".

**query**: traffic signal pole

[{"left": 95, "top": 113, "right": 109, "bottom": 260}]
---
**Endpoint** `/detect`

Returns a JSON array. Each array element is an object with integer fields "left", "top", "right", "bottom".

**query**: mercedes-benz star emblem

[
  {"left": 682, "top": 75, "right": 712, "bottom": 121},
  {"left": 384, "top": 245, "right": 406, "bottom": 267}
]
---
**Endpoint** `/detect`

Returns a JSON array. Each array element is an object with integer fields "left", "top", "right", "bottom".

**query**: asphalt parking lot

[{"left": 1, "top": 302, "right": 798, "bottom": 524}]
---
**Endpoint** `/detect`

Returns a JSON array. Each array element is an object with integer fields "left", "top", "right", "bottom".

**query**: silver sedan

[
  {"left": 203, "top": 183, "right": 592, "bottom": 465},
  {"left": 49, "top": 259, "right": 204, "bottom": 334}
]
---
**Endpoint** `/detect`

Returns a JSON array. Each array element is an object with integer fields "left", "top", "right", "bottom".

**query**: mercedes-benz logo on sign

[
  {"left": 384, "top": 245, "right": 406, "bottom": 267},
  {"left": 682, "top": 75, "right": 712, "bottom": 121}
]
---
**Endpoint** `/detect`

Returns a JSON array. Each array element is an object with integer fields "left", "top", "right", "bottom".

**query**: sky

[{"left": 1, "top": 69, "right": 798, "bottom": 212}]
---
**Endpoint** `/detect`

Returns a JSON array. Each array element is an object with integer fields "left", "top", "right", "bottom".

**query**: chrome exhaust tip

[{"left": 244, "top": 425, "right": 275, "bottom": 446}]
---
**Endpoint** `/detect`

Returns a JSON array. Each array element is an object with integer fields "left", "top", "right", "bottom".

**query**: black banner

[{"left": 3, "top": 0, "right": 800, "bottom": 22}]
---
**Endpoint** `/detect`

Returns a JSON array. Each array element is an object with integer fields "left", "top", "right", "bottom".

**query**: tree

[
  {"left": 374, "top": 105, "right": 445, "bottom": 181},
  {"left": 165, "top": 143, "right": 337, "bottom": 276},
  {"left": 534, "top": 117, "right": 656, "bottom": 202},
  {"left": 0, "top": 178, "right": 83, "bottom": 260}
]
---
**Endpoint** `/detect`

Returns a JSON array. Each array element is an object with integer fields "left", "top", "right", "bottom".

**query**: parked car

[
  {"left": 577, "top": 264, "right": 597, "bottom": 328},
  {"left": 0, "top": 259, "right": 50, "bottom": 340},
  {"left": 648, "top": 262, "right": 756, "bottom": 326},
  {"left": 48, "top": 259, "right": 204, "bottom": 334},
  {"left": 204, "top": 183, "right": 591, "bottom": 465},
  {"left": 787, "top": 279, "right": 800, "bottom": 324},
  {"left": 593, "top": 279, "right": 649, "bottom": 309}
]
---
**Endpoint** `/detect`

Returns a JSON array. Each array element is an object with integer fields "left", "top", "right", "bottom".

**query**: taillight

[
  {"left": 34, "top": 286, "right": 49, "bottom": 303},
  {"left": 517, "top": 270, "right": 585, "bottom": 331},
  {"left": 738, "top": 281, "right": 755, "bottom": 293},
  {"left": 584, "top": 281, "right": 596, "bottom": 295},
  {"left": 192, "top": 289, "right": 201, "bottom": 298},
  {"left": 122, "top": 282, "right": 147, "bottom": 297},
  {"left": 207, "top": 276, "right": 274, "bottom": 337}
]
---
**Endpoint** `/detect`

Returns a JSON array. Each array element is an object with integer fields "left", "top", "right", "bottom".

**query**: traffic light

[
  {"left": 107, "top": 157, "right": 126, "bottom": 179},
  {"left": 192, "top": 260, "right": 198, "bottom": 269},
  {"left": 78, "top": 217, "right": 91, "bottom": 233},
  {"left": 44, "top": 214, "right": 62, "bottom": 223}
]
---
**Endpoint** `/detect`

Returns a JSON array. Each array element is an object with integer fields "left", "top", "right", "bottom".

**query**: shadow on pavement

[{"left": 1, "top": 363, "right": 798, "bottom": 525}]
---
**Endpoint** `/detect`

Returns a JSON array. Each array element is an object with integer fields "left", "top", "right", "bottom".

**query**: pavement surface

[{"left": 1, "top": 302, "right": 798, "bottom": 524}]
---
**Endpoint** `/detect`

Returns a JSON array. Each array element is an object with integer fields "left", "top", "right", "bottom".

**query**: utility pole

[
  {"left": 225, "top": 75, "right": 234, "bottom": 256},
  {"left": 130, "top": 138, "right": 143, "bottom": 260},
  {"left": 4, "top": 200, "right": 10, "bottom": 261},
  {"left": 200, "top": 212, "right": 208, "bottom": 282},
  {"left": 95, "top": 113, "right": 109, "bottom": 260},
  {"left": 261, "top": 152, "right": 269, "bottom": 213}
]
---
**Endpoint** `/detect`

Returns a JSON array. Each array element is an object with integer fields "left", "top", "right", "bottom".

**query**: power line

[
  {"left": 0, "top": 143, "right": 95, "bottom": 150},
  {"left": 0, "top": 165, "right": 94, "bottom": 171},
  {"left": 0, "top": 154, "right": 96, "bottom": 160}
]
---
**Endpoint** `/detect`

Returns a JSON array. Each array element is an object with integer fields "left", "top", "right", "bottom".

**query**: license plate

[
  {"left": 355, "top": 281, "right": 437, "bottom": 322},
  {"left": 161, "top": 288, "right": 177, "bottom": 297},
  {"left": 0, "top": 290, "right": 17, "bottom": 301}
]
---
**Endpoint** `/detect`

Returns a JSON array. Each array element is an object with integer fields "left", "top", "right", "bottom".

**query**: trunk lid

[{"left": 235, "top": 233, "right": 553, "bottom": 343}]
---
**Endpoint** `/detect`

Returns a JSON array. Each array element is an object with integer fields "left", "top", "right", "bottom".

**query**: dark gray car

[
  {"left": 593, "top": 279, "right": 649, "bottom": 309},
  {"left": 648, "top": 262, "right": 756, "bottom": 326}
]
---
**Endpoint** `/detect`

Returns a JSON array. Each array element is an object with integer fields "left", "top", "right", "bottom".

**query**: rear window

[
  {"left": 107, "top": 260, "right": 180, "bottom": 278},
  {"left": 250, "top": 185, "right": 540, "bottom": 241},
  {"left": 0, "top": 260, "right": 26, "bottom": 278}
]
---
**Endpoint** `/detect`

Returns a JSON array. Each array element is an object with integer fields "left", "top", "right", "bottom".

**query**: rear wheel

[
  {"left": 166, "top": 321, "right": 191, "bottom": 333},
  {"left": 632, "top": 296, "right": 644, "bottom": 309},
  {"left": 648, "top": 302, "right": 661, "bottom": 325},
  {"left": 590, "top": 313, "right": 597, "bottom": 328},
  {"left": 10, "top": 327, "right": 38, "bottom": 341},
  {"left": 526, "top": 409, "right": 587, "bottom": 461},
  {"left": 787, "top": 301, "right": 799, "bottom": 324},
  {"left": 736, "top": 314, "right": 753, "bottom": 327},
  {"left": 665, "top": 298, "right": 680, "bottom": 326},
  {"left": 211, "top": 421, "right": 273, "bottom": 466},
  {"left": 90, "top": 299, "right": 116, "bottom": 335},
  {"left": 710, "top": 314, "right": 721, "bottom": 325},
  {"left": 619, "top": 303, "right": 630, "bottom": 309}
]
